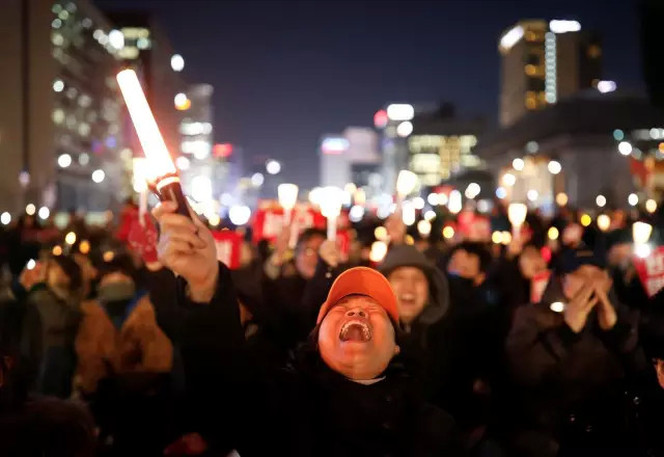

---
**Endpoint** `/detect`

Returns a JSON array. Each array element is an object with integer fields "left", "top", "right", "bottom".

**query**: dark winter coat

[
  {"left": 155, "top": 263, "right": 462, "bottom": 457},
  {"left": 504, "top": 278, "right": 641, "bottom": 457}
]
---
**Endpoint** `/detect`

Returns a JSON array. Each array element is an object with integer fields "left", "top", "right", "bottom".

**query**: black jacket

[
  {"left": 504, "top": 278, "right": 641, "bottom": 457},
  {"left": 156, "top": 263, "right": 462, "bottom": 457}
]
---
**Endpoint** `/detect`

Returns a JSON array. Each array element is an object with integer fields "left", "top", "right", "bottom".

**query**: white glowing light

[
  {"left": 477, "top": 199, "right": 491, "bottom": 213},
  {"left": 229, "top": 205, "right": 251, "bottom": 226},
  {"left": 26, "top": 259, "right": 36, "bottom": 271},
  {"left": 527, "top": 190, "right": 539, "bottom": 202},
  {"left": 278, "top": 183, "right": 299, "bottom": 210},
  {"left": 174, "top": 92, "right": 188, "bottom": 107},
  {"left": 496, "top": 187, "right": 507, "bottom": 199},
  {"left": 0, "top": 212, "right": 10, "bottom": 225},
  {"left": 596, "top": 195, "right": 607, "bottom": 208},
  {"left": 349, "top": 205, "right": 365, "bottom": 223},
  {"left": 175, "top": 156, "right": 190, "bottom": 171},
  {"left": 319, "top": 187, "right": 344, "bottom": 218},
  {"left": 548, "top": 160, "right": 562, "bottom": 175},
  {"left": 597, "top": 214, "right": 611, "bottom": 232},
  {"left": 502, "top": 173, "right": 516, "bottom": 187},
  {"left": 427, "top": 193, "right": 440, "bottom": 206},
  {"left": 38, "top": 207, "right": 50, "bottom": 220},
  {"left": 500, "top": 25, "right": 524, "bottom": 52},
  {"left": 464, "top": 182, "right": 481, "bottom": 200},
  {"left": 550, "top": 302, "right": 565, "bottom": 313},
  {"left": 370, "top": 241, "right": 388, "bottom": 263},
  {"left": 78, "top": 153, "right": 90, "bottom": 166},
  {"left": 628, "top": 193, "right": 639, "bottom": 207},
  {"left": 424, "top": 210, "right": 436, "bottom": 221},
  {"left": 597, "top": 80, "right": 617, "bottom": 94},
  {"left": 53, "top": 79, "right": 64, "bottom": 92},
  {"left": 386, "top": 104, "right": 414, "bottom": 121},
  {"left": 91, "top": 169, "right": 105, "bottom": 183},
  {"left": 633, "top": 221, "right": 653, "bottom": 245},
  {"left": 396, "top": 121, "right": 414, "bottom": 137},
  {"left": 412, "top": 197, "right": 425, "bottom": 210},
  {"left": 25, "top": 204, "right": 36, "bottom": 216},
  {"left": 116, "top": 69, "right": 177, "bottom": 177},
  {"left": 618, "top": 141, "right": 632, "bottom": 156},
  {"left": 508, "top": 203, "right": 528, "bottom": 227},
  {"left": 512, "top": 158, "right": 525, "bottom": 171},
  {"left": 65, "top": 231, "right": 77, "bottom": 245},
  {"left": 635, "top": 244, "right": 652, "bottom": 259},
  {"left": 402, "top": 201, "right": 416, "bottom": 226},
  {"left": 417, "top": 220, "right": 432, "bottom": 237},
  {"left": 448, "top": 190, "right": 462, "bottom": 214},
  {"left": 266, "top": 160, "right": 281, "bottom": 175},
  {"left": 251, "top": 172, "right": 265, "bottom": 187},
  {"left": 646, "top": 199, "right": 658, "bottom": 214},
  {"left": 171, "top": 54, "right": 185, "bottom": 72},
  {"left": 396, "top": 170, "right": 418, "bottom": 197},
  {"left": 191, "top": 175, "right": 212, "bottom": 202},
  {"left": 108, "top": 29, "right": 125, "bottom": 49},
  {"left": 548, "top": 227, "right": 560, "bottom": 240},
  {"left": 58, "top": 153, "right": 72, "bottom": 168},
  {"left": 549, "top": 20, "right": 581, "bottom": 34}
]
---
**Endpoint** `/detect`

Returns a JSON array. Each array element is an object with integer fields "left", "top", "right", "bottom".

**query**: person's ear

[{"left": 393, "top": 345, "right": 401, "bottom": 356}]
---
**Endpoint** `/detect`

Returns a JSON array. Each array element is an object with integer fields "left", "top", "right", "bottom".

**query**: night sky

[{"left": 95, "top": 0, "right": 643, "bottom": 189}]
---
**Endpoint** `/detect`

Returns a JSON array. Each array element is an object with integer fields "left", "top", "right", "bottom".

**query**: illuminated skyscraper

[{"left": 499, "top": 19, "right": 602, "bottom": 127}]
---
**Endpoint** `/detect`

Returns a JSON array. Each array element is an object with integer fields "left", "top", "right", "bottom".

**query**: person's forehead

[
  {"left": 334, "top": 294, "right": 382, "bottom": 308},
  {"left": 390, "top": 265, "right": 427, "bottom": 278}
]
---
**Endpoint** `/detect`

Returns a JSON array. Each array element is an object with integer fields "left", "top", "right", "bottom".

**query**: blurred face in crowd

[
  {"left": 608, "top": 243, "right": 632, "bottom": 269},
  {"left": 519, "top": 246, "right": 547, "bottom": 279},
  {"left": 98, "top": 271, "right": 136, "bottom": 303},
  {"left": 562, "top": 265, "right": 611, "bottom": 301},
  {"left": 296, "top": 234, "right": 325, "bottom": 280},
  {"left": 447, "top": 249, "right": 485, "bottom": 286},
  {"left": 46, "top": 260, "right": 71, "bottom": 290},
  {"left": 654, "top": 359, "right": 664, "bottom": 390},
  {"left": 318, "top": 295, "right": 399, "bottom": 380},
  {"left": 388, "top": 267, "right": 429, "bottom": 325}
]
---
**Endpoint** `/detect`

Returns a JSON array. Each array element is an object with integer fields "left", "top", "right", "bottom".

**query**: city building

[
  {"left": 406, "top": 104, "right": 485, "bottom": 187},
  {"left": 476, "top": 91, "right": 664, "bottom": 211},
  {"left": 0, "top": 0, "right": 129, "bottom": 215},
  {"left": 319, "top": 127, "right": 381, "bottom": 193},
  {"left": 499, "top": 19, "right": 602, "bottom": 127}
]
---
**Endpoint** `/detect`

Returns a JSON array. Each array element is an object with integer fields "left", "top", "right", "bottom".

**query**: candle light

[
  {"left": 508, "top": 203, "right": 527, "bottom": 239},
  {"left": 278, "top": 183, "right": 299, "bottom": 223},
  {"left": 117, "top": 69, "right": 189, "bottom": 218},
  {"left": 320, "top": 186, "right": 343, "bottom": 241},
  {"left": 597, "top": 214, "right": 611, "bottom": 232},
  {"left": 633, "top": 221, "right": 653, "bottom": 258},
  {"left": 396, "top": 170, "right": 418, "bottom": 203}
]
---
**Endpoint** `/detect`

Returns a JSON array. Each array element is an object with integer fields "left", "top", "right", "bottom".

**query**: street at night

[{"left": 0, "top": 1, "right": 663, "bottom": 456}]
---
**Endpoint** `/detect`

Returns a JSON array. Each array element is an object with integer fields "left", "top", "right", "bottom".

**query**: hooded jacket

[{"left": 379, "top": 245, "right": 451, "bottom": 335}]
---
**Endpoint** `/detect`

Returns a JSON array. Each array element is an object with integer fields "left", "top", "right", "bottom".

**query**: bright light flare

[
  {"left": 417, "top": 220, "right": 431, "bottom": 237},
  {"left": 633, "top": 221, "right": 653, "bottom": 245},
  {"left": 597, "top": 214, "right": 611, "bottom": 232},
  {"left": 646, "top": 199, "right": 658, "bottom": 214},
  {"left": 508, "top": 203, "right": 527, "bottom": 227},
  {"left": 229, "top": 205, "right": 251, "bottom": 226},
  {"left": 370, "top": 241, "right": 388, "bottom": 263},
  {"left": 396, "top": 170, "right": 418, "bottom": 197},
  {"left": 116, "top": 69, "right": 177, "bottom": 178},
  {"left": 278, "top": 183, "right": 299, "bottom": 210},
  {"left": 25, "top": 204, "right": 36, "bottom": 216}
]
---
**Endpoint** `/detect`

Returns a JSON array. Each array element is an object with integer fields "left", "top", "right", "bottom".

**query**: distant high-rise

[{"left": 499, "top": 19, "right": 602, "bottom": 127}]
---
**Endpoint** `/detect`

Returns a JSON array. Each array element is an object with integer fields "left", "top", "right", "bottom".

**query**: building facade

[
  {"left": 0, "top": 0, "right": 129, "bottom": 215},
  {"left": 499, "top": 19, "right": 602, "bottom": 127},
  {"left": 319, "top": 127, "right": 380, "bottom": 192}
]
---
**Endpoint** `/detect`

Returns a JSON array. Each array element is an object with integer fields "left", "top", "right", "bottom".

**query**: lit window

[{"left": 587, "top": 45, "right": 601, "bottom": 58}]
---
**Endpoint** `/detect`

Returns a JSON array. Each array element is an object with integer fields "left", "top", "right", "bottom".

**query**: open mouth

[
  {"left": 339, "top": 319, "right": 372, "bottom": 342},
  {"left": 399, "top": 293, "right": 416, "bottom": 307}
]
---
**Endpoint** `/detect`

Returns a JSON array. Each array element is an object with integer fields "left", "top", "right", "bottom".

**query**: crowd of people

[{"left": 0, "top": 197, "right": 663, "bottom": 457}]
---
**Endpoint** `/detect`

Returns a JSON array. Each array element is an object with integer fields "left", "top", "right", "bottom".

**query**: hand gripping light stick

[{"left": 117, "top": 69, "right": 190, "bottom": 219}]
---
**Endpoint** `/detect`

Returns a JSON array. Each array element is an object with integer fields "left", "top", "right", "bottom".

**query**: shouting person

[{"left": 151, "top": 201, "right": 461, "bottom": 457}]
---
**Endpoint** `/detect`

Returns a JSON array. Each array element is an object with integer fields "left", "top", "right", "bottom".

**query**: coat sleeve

[
  {"left": 300, "top": 257, "right": 341, "bottom": 328},
  {"left": 505, "top": 304, "right": 581, "bottom": 385}
]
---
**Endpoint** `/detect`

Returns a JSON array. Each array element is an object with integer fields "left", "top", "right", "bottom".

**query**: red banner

[
  {"left": 212, "top": 230, "right": 243, "bottom": 269},
  {"left": 633, "top": 246, "right": 664, "bottom": 298},
  {"left": 252, "top": 201, "right": 327, "bottom": 243},
  {"left": 457, "top": 212, "right": 491, "bottom": 241}
]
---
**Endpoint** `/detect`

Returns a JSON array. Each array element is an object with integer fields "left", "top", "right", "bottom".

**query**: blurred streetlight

[
  {"left": 646, "top": 199, "right": 658, "bottom": 214},
  {"left": 628, "top": 193, "right": 639, "bottom": 207},
  {"left": 502, "top": 173, "right": 516, "bottom": 187},
  {"left": 65, "top": 231, "right": 77, "bottom": 245},
  {"left": 596, "top": 195, "right": 607, "bottom": 208},
  {"left": 108, "top": 29, "right": 124, "bottom": 49},
  {"left": 396, "top": 121, "right": 413, "bottom": 137},
  {"left": 512, "top": 158, "right": 525, "bottom": 171},
  {"left": 38, "top": 207, "right": 50, "bottom": 220},
  {"left": 251, "top": 172, "right": 265, "bottom": 187},
  {"left": 597, "top": 214, "right": 611, "bottom": 232},
  {"left": 556, "top": 193, "right": 568, "bottom": 206},
  {"left": 171, "top": 54, "right": 185, "bottom": 72},
  {"left": 91, "top": 169, "right": 105, "bottom": 183},
  {"left": 618, "top": 141, "right": 632, "bottom": 156},
  {"left": 547, "top": 160, "right": 562, "bottom": 175},
  {"left": 386, "top": 104, "right": 414, "bottom": 121},
  {"left": 58, "top": 153, "right": 72, "bottom": 168},
  {"left": 266, "top": 159, "right": 281, "bottom": 175},
  {"left": 25, "top": 204, "right": 36, "bottom": 216},
  {"left": 1, "top": 212, "right": 11, "bottom": 225}
]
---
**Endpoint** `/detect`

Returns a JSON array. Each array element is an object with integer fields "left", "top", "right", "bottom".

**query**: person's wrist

[{"left": 187, "top": 264, "right": 219, "bottom": 303}]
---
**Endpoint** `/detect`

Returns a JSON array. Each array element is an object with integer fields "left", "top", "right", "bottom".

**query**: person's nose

[{"left": 345, "top": 308, "right": 367, "bottom": 319}]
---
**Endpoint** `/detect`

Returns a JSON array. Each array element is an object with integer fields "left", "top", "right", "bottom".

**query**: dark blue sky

[{"left": 96, "top": 0, "right": 643, "bottom": 189}]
